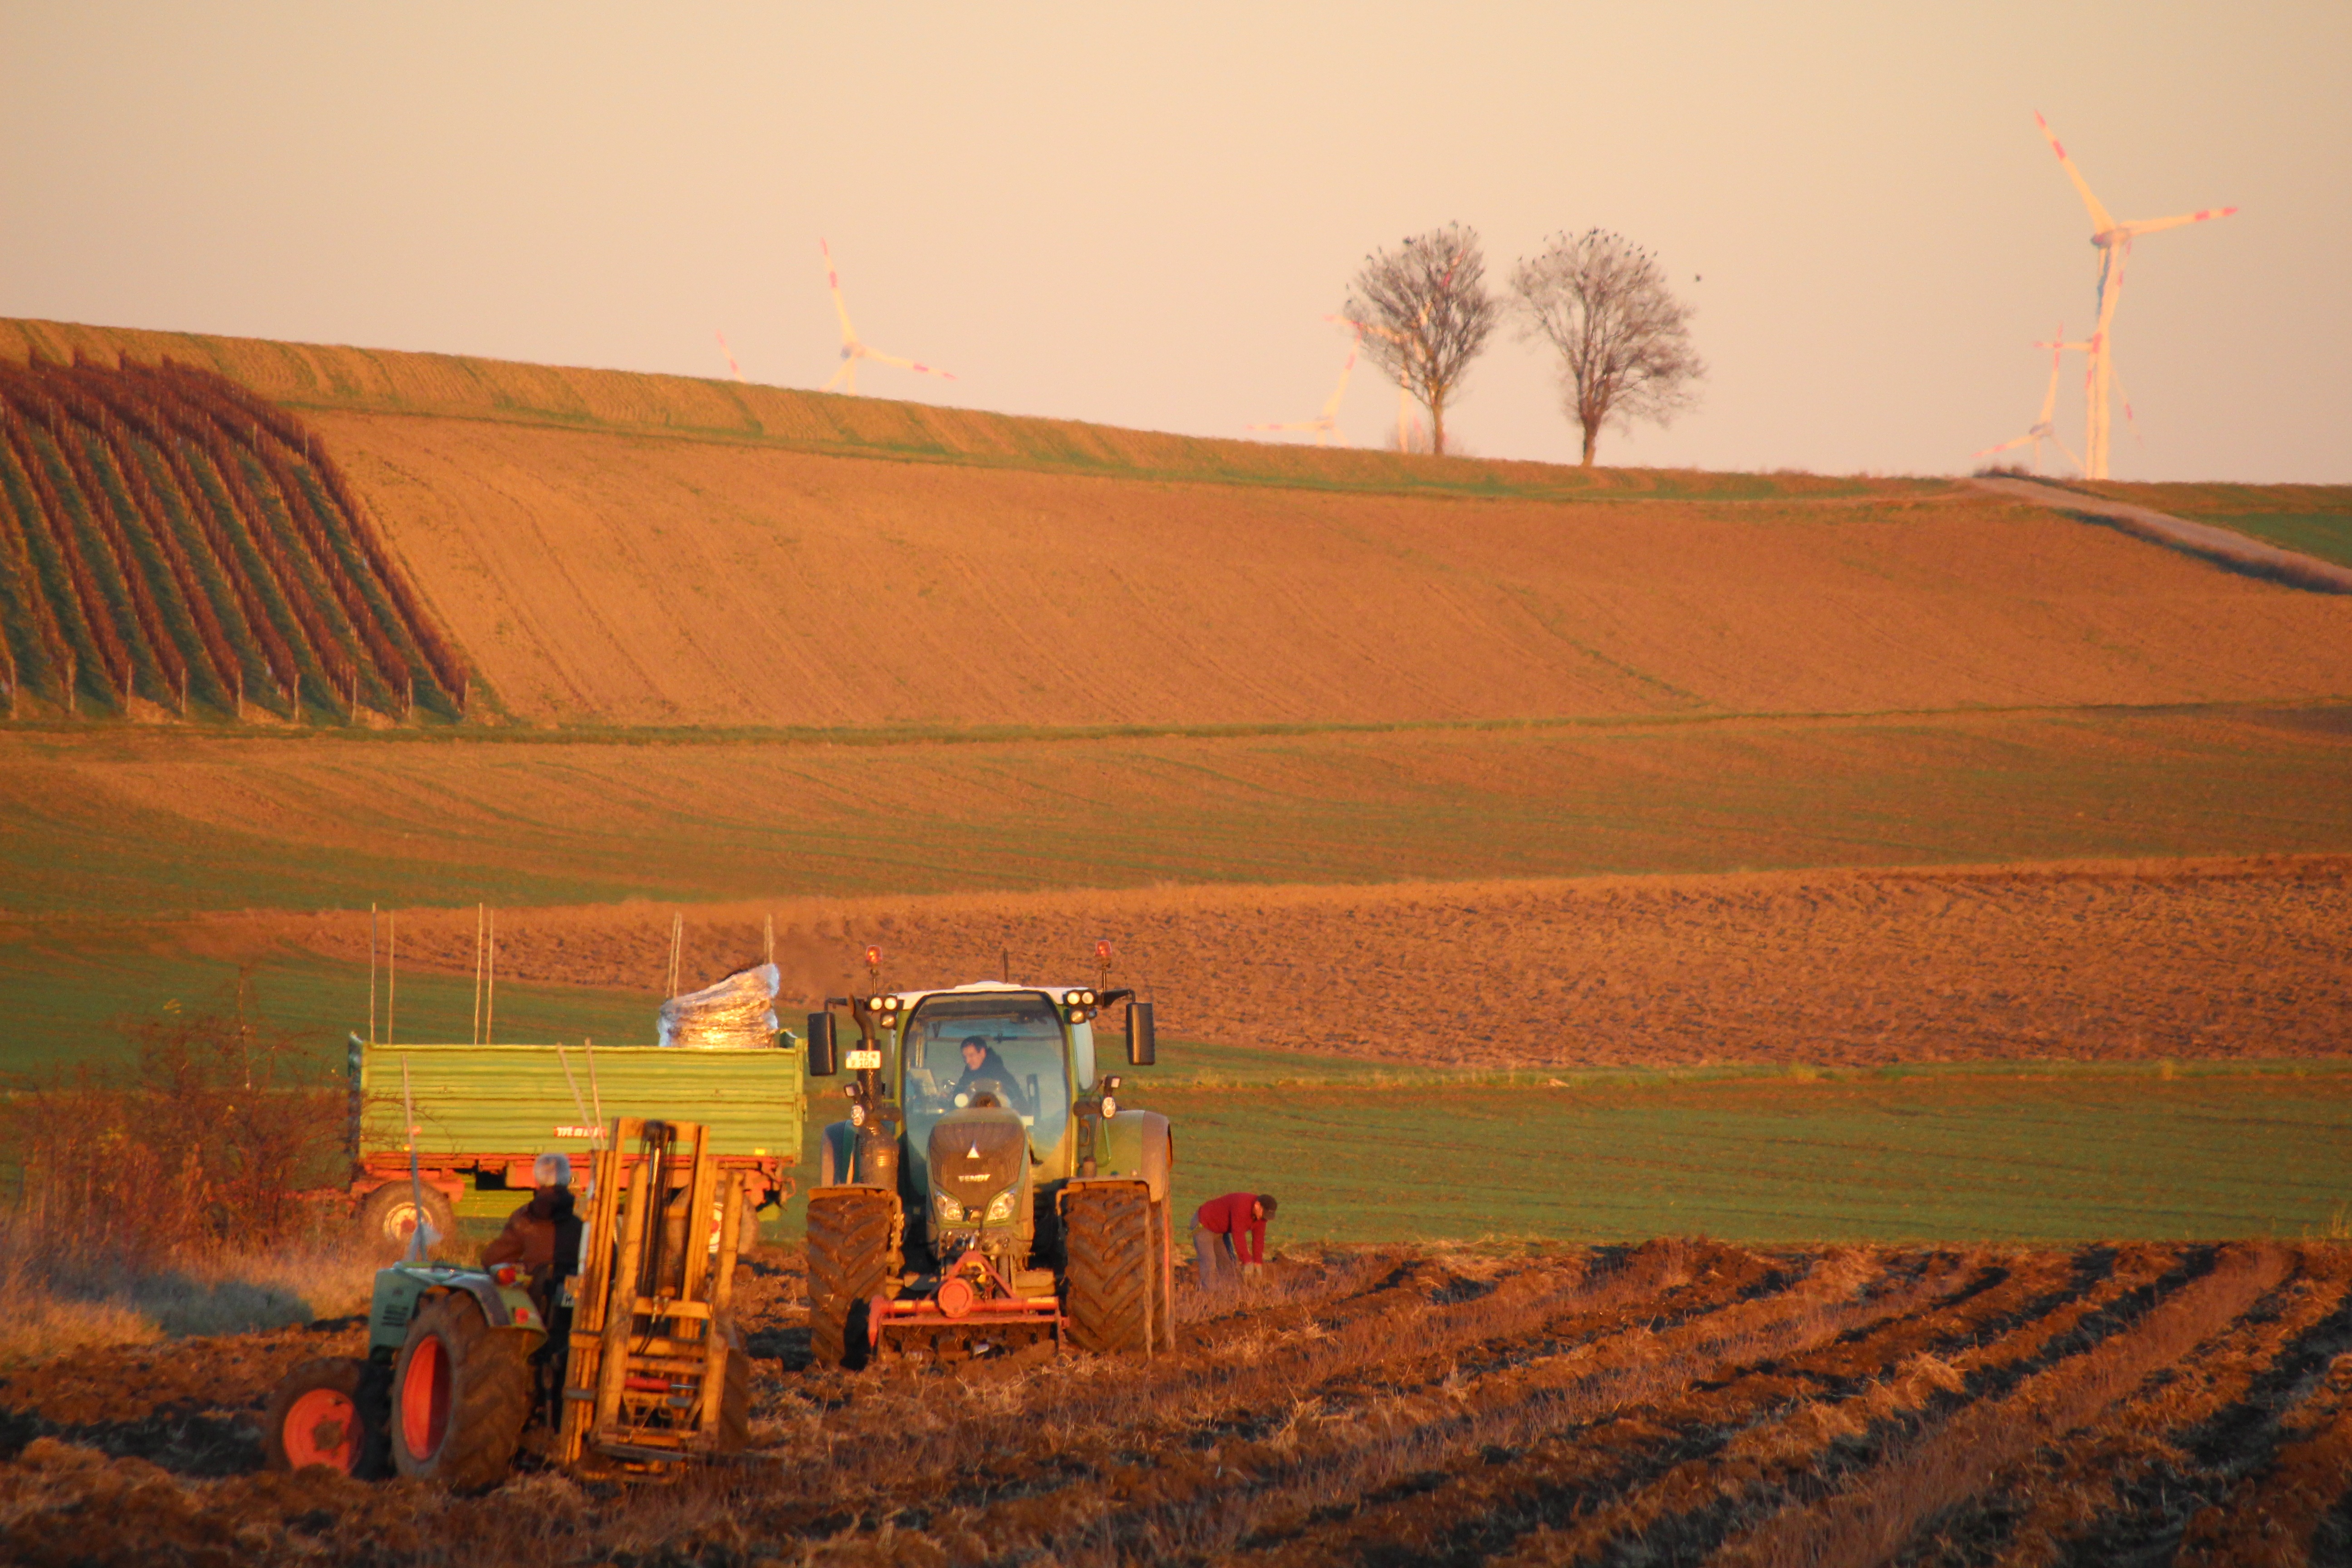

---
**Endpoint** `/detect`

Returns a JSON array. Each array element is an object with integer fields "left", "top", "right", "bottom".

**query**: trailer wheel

[
  {"left": 263, "top": 1356, "right": 388, "bottom": 1477},
  {"left": 357, "top": 1182, "right": 456, "bottom": 1261},
  {"left": 1065, "top": 1182, "right": 1153, "bottom": 1354},
  {"left": 807, "top": 1186, "right": 896, "bottom": 1370},
  {"left": 390, "top": 1292, "right": 535, "bottom": 1490}
]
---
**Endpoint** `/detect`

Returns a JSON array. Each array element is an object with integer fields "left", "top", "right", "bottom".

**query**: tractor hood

[{"left": 929, "top": 1108, "right": 1027, "bottom": 1206}]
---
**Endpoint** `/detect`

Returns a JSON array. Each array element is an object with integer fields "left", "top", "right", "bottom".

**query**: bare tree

[
  {"left": 1511, "top": 230, "right": 1704, "bottom": 466},
  {"left": 1344, "top": 224, "right": 1497, "bottom": 456}
]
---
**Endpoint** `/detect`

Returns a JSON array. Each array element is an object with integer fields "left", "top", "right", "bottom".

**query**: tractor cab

[{"left": 804, "top": 956, "right": 1174, "bottom": 1364}]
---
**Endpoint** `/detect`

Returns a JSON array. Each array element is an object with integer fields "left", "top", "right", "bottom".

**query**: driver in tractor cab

[{"left": 950, "top": 1035, "right": 1033, "bottom": 1117}]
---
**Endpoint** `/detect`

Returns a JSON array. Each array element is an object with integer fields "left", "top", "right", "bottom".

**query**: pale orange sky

[{"left": 2, "top": 3, "right": 2343, "bottom": 480}]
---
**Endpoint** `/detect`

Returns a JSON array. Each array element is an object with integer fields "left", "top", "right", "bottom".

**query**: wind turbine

[
  {"left": 818, "top": 239, "right": 957, "bottom": 395},
  {"left": 1248, "top": 320, "right": 1361, "bottom": 446},
  {"left": 2033, "top": 113, "right": 2235, "bottom": 479},
  {"left": 1339, "top": 247, "right": 1465, "bottom": 452},
  {"left": 714, "top": 331, "right": 747, "bottom": 383},
  {"left": 1974, "top": 326, "right": 2086, "bottom": 474}
]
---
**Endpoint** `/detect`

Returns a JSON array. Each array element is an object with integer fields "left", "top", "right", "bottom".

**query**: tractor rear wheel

[
  {"left": 263, "top": 1356, "right": 388, "bottom": 1477},
  {"left": 807, "top": 1186, "right": 897, "bottom": 1370},
  {"left": 1064, "top": 1182, "right": 1153, "bottom": 1354},
  {"left": 390, "top": 1292, "right": 536, "bottom": 1490}
]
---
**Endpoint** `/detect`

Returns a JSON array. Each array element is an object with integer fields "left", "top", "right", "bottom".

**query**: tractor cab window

[{"left": 903, "top": 994, "right": 1070, "bottom": 1157}]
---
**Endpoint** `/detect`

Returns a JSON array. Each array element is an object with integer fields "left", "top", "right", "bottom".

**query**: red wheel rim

[
  {"left": 281, "top": 1387, "right": 358, "bottom": 1471},
  {"left": 400, "top": 1334, "right": 449, "bottom": 1460}
]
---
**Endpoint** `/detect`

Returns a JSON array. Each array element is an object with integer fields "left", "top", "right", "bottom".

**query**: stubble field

[{"left": 9, "top": 1238, "right": 2352, "bottom": 1565}]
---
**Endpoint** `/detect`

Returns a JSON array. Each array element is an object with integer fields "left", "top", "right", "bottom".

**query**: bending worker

[{"left": 1192, "top": 1191, "right": 1277, "bottom": 1289}]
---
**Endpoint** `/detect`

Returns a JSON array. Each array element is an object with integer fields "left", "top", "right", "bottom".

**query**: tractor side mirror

[
  {"left": 1126, "top": 1000, "right": 1156, "bottom": 1067},
  {"left": 806, "top": 1011, "right": 838, "bottom": 1076}
]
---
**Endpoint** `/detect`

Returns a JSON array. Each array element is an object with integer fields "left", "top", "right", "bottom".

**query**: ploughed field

[
  {"left": 155, "top": 853, "right": 2344, "bottom": 1072},
  {"left": 8, "top": 1239, "right": 2352, "bottom": 1565}
]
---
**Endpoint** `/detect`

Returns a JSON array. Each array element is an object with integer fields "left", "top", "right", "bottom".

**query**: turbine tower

[
  {"left": 2033, "top": 113, "right": 2235, "bottom": 479},
  {"left": 1248, "top": 321, "right": 1361, "bottom": 446},
  {"left": 1974, "top": 327, "right": 2086, "bottom": 475},
  {"left": 818, "top": 239, "right": 958, "bottom": 395}
]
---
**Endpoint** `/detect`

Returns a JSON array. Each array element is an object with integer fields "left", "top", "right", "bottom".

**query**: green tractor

[
  {"left": 261, "top": 1257, "right": 551, "bottom": 1487},
  {"left": 804, "top": 950, "right": 1174, "bottom": 1365},
  {"left": 262, "top": 1119, "right": 754, "bottom": 1487}
]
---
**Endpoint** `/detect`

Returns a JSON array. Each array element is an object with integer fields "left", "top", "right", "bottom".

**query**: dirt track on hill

[
  {"left": 235, "top": 855, "right": 2352, "bottom": 1068},
  {"left": 321, "top": 410, "right": 2352, "bottom": 728},
  {"left": 7, "top": 1240, "right": 2352, "bottom": 1565}
]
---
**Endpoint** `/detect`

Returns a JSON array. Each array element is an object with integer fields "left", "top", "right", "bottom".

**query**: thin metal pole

[
  {"left": 402, "top": 1058, "right": 426, "bottom": 1262},
  {"left": 387, "top": 910, "right": 397, "bottom": 1045},
  {"left": 485, "top": 908, "right": 496, "bottom": 1046},
  {"left": 369, "top": 903, "right": 378, "bottom": 1044},
  {"left": 472, "top": 902, "right": 485, "bottom": 1044}
]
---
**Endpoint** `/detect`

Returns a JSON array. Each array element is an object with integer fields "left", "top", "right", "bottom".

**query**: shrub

[{"left": 1, "top": 999, "right": 347, "bottom": 1277}]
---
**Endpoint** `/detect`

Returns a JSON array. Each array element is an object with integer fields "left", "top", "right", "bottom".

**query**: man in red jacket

[{"left": 1193, "top": 1191, "right": 1278, "bottom": 1291}]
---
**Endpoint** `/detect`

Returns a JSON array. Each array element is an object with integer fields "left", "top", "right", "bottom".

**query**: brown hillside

[
  {"left": 8, "top": 318, "right": 2349, "bottom": 729},
  {"left": 318, "top": 409, "right": 2352, "bottom": 726}
]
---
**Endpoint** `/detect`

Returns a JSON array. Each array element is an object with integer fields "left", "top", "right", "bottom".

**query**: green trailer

[{"left": 345, "top": 1036, "right": 804, "bottom": 1252}]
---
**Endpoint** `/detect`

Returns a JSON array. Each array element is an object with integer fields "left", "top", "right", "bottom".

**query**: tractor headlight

[
  {"left": 1100, "top": 1096, "right": 1118, "bottom": 1119},
  {"left": 984, "top": 1188, "right": 1017, "bottom": 1223},
  {"left": 934, "top": 1191, "right": 967, "bottom": 1225}
]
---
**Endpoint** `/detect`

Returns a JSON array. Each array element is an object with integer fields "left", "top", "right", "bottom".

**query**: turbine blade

[
  {"left": 2037, "top": 331, "right": 2064, "bottom": 425},
  {"left": 1320, "top": 340, "right": 1360, "bottom": 420},
  {"left": 2034, "top": 113, "right": 2117, "bottom": 235},
  {"left": 714, "top": 331, "right": 746, "bottom": 383},
  {"left": 862, "top": 348, "right": 957, "bottom": 380},
  {"left": 2118, "top": 206, "right": 2238, "bottom": 240},
  {"left": 1973, "top": 434, "right": 2037, "bottom": 459},
  {"left": 819, "top": 239, "right": 858, "bottom": 347}
]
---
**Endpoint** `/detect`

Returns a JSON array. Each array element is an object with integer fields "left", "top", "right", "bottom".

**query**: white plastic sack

[{"left": 658, "top": 962, "right": 781, "bottom": 1049}]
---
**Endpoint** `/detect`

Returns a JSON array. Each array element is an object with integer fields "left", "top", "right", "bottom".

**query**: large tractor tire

[
  {"left": 357, "top": 1182, "right": 456, "bottom": 1261},
  {"left": 1065, "top": 1181, "right": 1154, "bottom": 1354},
  {"left": 390, "top": 1292, "right": 536, "bottom": 1490},
  {"left": 807, "top": 1186, "right": 897, "bottom": 1370},
  {"left": 262, "top": 1356, "right": 389, "bottom": 1477}
]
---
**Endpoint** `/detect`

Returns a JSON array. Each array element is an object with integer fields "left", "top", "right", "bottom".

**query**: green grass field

[
  {"left": 1147, "top": 1065, "right": 2352, "bottom": 1246},
  {"left": 2197, "top": 514, "right": 2352, "bottom": 570},
  {"left": 5, "top": 945, "right": 2338, "bottom": 1245},
  {"left": 0, "top": 944, "right": 651, "bottom": 1078},
  {"left": 4, "top": 703, "right": 2349, "bottom": 914}
]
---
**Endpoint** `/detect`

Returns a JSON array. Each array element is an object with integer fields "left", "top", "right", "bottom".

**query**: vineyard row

[{"left": 0, "top": 355, "right": 467, "bottom": 722}]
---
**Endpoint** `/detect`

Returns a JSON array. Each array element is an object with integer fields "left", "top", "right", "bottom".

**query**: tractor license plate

[{"left": 845, "top": 1049, "right": 882, "bottom": 1070}]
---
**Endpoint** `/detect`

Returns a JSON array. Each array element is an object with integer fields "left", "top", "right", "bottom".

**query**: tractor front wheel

[
  {"left": 1065, "top": 1182, "right": 1154, "bottom": 1354},
  {"left": 263, "top": 1356, "right": 388, "bottom": 1477},
  {"left": 807, "top": 1186, "right": 897, "bottom": 1370},
  {"left": 390, "top": 1292, "right": 536, "bottom": 1490}
]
